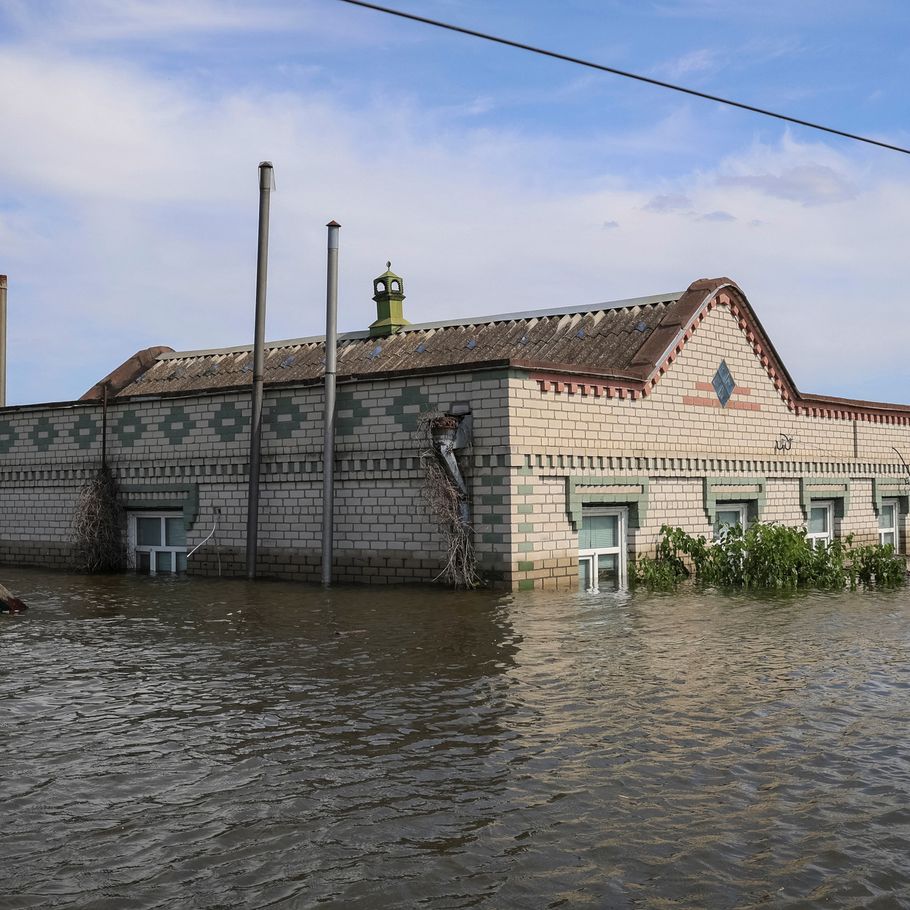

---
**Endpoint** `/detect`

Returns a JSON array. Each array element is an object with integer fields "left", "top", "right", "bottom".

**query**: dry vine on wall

[
  {"left": 417, "top": 412, "right": 482, "bottom": 589},
  {"left": 72, "top": 386, "right": 126, "bottom": 573},
  {"left": 73, "top": 463, "right": 126, "bottom": 573}
]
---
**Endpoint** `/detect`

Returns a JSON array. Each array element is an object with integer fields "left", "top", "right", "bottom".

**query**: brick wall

[
  {"left": 505, "top": 301, "right": 910, "bottom": 589},
  {"left": 0, "top": 370, "right": 512, "bottom": 584},
  {"left": 1, "top": 298, "right": 907, "bottom": 590}
]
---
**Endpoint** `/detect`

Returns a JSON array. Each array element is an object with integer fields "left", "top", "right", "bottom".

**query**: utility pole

[
  {"left": 0, "top": 275, "right": 7, "bottom": 407},
  {"left": 321, "top": 221, "right": 340, "bottom": 585},
  {"left": 245, "top": 162, "right": 274, "bottom": 580}
]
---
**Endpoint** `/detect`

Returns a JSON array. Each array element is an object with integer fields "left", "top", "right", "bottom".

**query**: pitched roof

[
  {"left": 80, "top": 276, "right": 910, "bottom": 423},
  {"left": 89, "top": 288, "right": 699, "bottom": 399}
]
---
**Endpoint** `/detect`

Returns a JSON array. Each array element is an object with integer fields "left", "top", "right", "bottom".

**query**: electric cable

[{"left": 335, "top": 0, "right": 910, "bottom": 156}]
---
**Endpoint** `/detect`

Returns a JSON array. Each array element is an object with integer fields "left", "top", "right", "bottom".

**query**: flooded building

[{"left": 1, "top": 271, "right": 908, "bottom": 590}]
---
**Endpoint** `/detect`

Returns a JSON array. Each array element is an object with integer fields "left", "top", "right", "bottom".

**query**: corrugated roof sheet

[{"left": 113, "top": 291, "right": 691, "bottom": 398}]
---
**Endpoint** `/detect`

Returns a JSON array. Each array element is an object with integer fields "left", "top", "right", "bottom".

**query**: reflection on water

[{"left": 2, "top": 568, "right": 909, "bottom": 908}]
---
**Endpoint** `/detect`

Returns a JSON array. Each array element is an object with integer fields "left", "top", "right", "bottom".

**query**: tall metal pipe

[
  {"left": 321, "top": 221, "right": 340, "bottom": 586},
  {"left": 0, "top": 274, "right": 7, "bottom": 408},
  {"left": 245, "top": 162, "right": 274, "bottom": 580}
]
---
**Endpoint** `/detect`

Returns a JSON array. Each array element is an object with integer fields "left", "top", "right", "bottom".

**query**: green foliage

[{"left": 631, "top": 521, "right": 907, "bottom": 592}]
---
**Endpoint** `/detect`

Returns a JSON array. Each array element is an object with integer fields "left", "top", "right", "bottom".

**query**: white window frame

[
  {"left": 714, "top": 502, "right": 749, "bottom": 540},
  {"left": 879, "top": 498, "right": 900, "bottom": 550},
  {"left": 806, "top": 500, "right": 834, "bottom": 548},
  {"left": 579, "top": 506, "right": 628, "bottom": 593},
  {"left": 128, "top": 511, "right": 188, "bottom": 575}
]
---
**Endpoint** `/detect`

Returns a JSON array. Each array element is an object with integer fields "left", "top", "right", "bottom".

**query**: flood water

[{"left": 2, "top": 568, "right": 910, "bottom": 909}]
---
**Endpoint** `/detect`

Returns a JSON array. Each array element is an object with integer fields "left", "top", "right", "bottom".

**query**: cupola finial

[{"left": 369, "top": 262, "right": 410, "bottom": 337}]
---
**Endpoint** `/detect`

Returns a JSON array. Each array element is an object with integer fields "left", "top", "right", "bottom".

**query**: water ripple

[{"left": 2, "top": 570, "right": 910, "bottom": 908}]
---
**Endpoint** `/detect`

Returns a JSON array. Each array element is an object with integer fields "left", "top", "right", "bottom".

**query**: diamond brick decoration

[{"left": 712, "top": 360, "right": 736, "bottom": 408}]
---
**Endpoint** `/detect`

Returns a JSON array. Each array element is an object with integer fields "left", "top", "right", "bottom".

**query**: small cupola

[{"left": 369, "top": 262, "right": 411, "bottom": 337}]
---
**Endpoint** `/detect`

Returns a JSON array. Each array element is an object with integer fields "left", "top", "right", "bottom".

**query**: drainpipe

[
  {"left": 321, "top": 221, "right": 340, "bottom": 586},
  {"left": 431, "top": 413, "right": 472, "bottom": 526},
  {"left": 0, "top": 274, "right": 7, "bottom": 407},
  {"left": 246, "top": 161, "right": 274, "bottom": 580}
]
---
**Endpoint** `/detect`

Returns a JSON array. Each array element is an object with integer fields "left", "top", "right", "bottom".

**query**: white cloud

[
  {"left": 643, "top": 193, "right": 693, "bottom": 213},
  {"left": 1, "top": 43, "right": 909, "bottom": 406},
  {"left": 654, "top": 47, "right": 721, "bottom": 80},
  {"left": 0, "top": 0, "right": 317, "bottom": 41},
  {"left": 717, "top": 164, "right": 857, "bottom": 206}
]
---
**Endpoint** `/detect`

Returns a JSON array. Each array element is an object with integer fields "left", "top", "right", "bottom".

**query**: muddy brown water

[{"left": 2, "top": 567, "right": 909, "bottom": 909}]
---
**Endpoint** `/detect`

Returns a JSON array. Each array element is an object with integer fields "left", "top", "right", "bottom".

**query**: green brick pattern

[
  {"left": 114, "top": 410, "right": 146, "bottom": 448},
  {"left": 0, "top": 420, "right": 17, "bottom": 454},
  {"left": 68, "top": 413, "right": 99, "bottom": 450},
  {"left": 159, "top": 406, "right": 198, "bottom": 445},
  {"left": 209, "top": 401, "right": 247, "bottom": 443},
  {"left": 385, "top": 386, "right": 430, "bottom": 433},
  {"left": 337, "top": 389, "right": 370, "bottom": 436},
  {"left": 30, "top": 417, "right": 59, "bottom": 452},
  {"left": 265, "top": 395, "right": 301, "bottom": 440}
]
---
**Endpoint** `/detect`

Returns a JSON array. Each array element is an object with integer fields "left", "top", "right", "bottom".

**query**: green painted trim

[
  {"left": 872, "top": 478, "right": 910, "bottom": 515},
  {"left": 703, "top": 476, "right": 767, "bottom": 525},
  {"left": 565, "top": 476, "right": 649, "bottom": 530},
  {"left": 799, "top": 477, "right": 852, "bottom": 520},
  {"left": 120, "top": 483, "right": 200, "bottom": 529}
]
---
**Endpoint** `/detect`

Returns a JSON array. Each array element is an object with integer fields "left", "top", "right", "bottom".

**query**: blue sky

[{"left": 2, "top": 0, "right": 910, "bottom": 404}]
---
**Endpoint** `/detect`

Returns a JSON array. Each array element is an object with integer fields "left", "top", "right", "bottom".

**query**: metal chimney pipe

[
  {"left": 321, "top": 221, "right": 340, "bottom": 586},
  {"left": 0, "top": 275, "right": 7, "bottom": 408},
  {"left": 245, "top": 162, "right": 274, "bottom": 580}
]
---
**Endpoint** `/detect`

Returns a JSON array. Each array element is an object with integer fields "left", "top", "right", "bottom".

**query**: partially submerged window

[
  {"left": 129, "top": 511, "right": 187, "bottom": 574},
  {"left": 715, "top": 502, "right": 748, "bottom": 539},
  {"left": 807, "top": 501, "right": 834, "bottom": 548},
  {"left": 879, "top": 499, "right": 900, "bottom": 550},
  {"left": 578, "top": 506, "right": 627, "bottom": 593}
]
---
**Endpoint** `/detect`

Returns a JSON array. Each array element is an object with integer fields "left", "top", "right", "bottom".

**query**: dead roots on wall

[
  {"left": 72, "top": 464, "right": 126, "bottom": 573},
  {"left": 417, "top": 412, "right": 482, "bottom": 589}
]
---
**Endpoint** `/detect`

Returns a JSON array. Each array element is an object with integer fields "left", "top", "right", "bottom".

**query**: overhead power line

[{"left": 336, "top": 0, "right": 910, "bottom": 156}]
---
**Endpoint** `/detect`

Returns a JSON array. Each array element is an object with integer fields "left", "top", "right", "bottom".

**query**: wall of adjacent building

[
  {"left": 505, "top": 300, "right": 910, "bottom": 590},
  {"left": 0, "top": 369, "right": 512, "bottom": 583}
]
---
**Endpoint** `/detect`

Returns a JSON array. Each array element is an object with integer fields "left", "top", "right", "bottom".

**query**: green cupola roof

[{"left": 369, "top": 261, "right": 410, "bottom": 337}]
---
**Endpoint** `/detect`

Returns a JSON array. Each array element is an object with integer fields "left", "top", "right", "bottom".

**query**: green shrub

[{"left": 631, "top": 522, "right": 906, "bottom": 592}]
